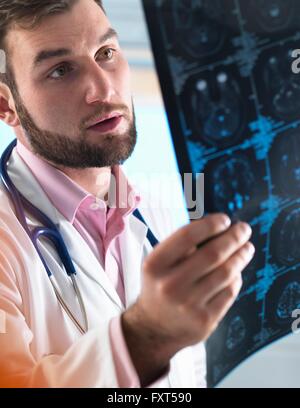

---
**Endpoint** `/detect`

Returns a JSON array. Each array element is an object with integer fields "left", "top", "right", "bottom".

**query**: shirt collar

[{"left": 16, "top": 140, "right": 141, "bottom": 224}]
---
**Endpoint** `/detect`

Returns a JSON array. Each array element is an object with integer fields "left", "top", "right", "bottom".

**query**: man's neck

[{"left": 55, "top": 165, "right": 112, "bottom": 200}]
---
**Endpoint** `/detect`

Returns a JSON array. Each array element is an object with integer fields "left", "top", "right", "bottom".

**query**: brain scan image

[
  {"left": 270, "top": 130, "right": 300, "bottom": 196},
  {"left": 250, "top": 0, "right": 294, "bottom": 32},
  {"left": 172, "top": 0, "right": 226, "bottom": 58},
  {"left": 276, "top": 282, "right": 300, "bottom": 320},
  {"left": 143, "top": 0, "right": 300, "bottom": 387},
  {"left": 263, "top": 52, "right": 300, "bottom": 120},
  {"left": 265, "top": 271, "right": 300, "bottom": 330},
  {"left": 212, "top": 156, "right": 255, "bottom": 214},
  {"left": 277, "top": 208, "right": 300, "bottom": 266},
  {"left": 226, "top": 316, "right": 247, "bottom": 352},
  {"left": 191, "top": 73, "right": 245, "bottom": 148}
]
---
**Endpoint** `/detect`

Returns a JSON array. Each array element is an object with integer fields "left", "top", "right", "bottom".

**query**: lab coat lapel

[
  {"left": 119, "top": 212, "right": 148, "bottom": 308},
  {"left": 7, "top": 149, "right": 58, "bottom": 222},
  {"left": 7, "top": 148, "right": 124, "bottom": 311},
  {"left": 57, "top": 219, "right": 124, "bottom": 310}
]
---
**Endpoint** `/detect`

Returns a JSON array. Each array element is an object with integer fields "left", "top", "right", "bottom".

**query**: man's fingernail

[{"left": 222, "top": 215, "right": 231, "bottom": 228}]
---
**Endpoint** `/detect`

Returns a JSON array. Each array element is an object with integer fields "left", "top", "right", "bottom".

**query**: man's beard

[{"left": 12, "top": 89, "right": 137, "bottom": 169}]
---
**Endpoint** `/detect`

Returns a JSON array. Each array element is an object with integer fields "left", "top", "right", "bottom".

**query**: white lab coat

[{"left": 0, "top": 147, "right": 206, "bottom": 388}]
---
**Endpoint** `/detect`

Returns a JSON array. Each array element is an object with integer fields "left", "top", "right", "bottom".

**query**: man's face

[{"left": 5, "top": 0, "right": 137, "bottom": 168}]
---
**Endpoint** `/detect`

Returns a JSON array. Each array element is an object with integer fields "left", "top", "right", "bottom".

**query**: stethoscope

[{"left": 0, "top": 139, "right": 159, "bottom": 335}]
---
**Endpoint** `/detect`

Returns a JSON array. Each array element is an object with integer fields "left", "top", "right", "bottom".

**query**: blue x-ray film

[{"left": 142, "top": 0, "right": 300, "bottom": 387}]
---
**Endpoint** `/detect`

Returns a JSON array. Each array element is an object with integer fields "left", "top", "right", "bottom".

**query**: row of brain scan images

[{"left": 142, "top": 0, "right": 300, "bottom": 387}]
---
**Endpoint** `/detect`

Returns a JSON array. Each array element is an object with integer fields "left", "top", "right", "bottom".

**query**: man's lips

[
  {"left": 87, "top": 115, "right": 123, "bottom": 133},
  {"left": 87, "top": 113, "right": 122, "bottom": 128}
]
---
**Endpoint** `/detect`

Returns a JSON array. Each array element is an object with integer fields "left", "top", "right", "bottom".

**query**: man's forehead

[{"left": 5, "top": 0, "right": 111, "bottom": 64}]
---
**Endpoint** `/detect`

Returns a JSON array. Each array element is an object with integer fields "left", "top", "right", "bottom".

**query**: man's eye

[
  {"left": 47, "top": 49, "right": 116, "bottom": 80},
  {"left": 100, "top": 48, "right": 116, "bottom": 60},
  {"left": 48, "top": 64, "right": 72, "bottom": 80}
]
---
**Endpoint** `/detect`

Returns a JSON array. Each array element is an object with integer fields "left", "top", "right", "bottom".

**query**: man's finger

[
  {"left": 206, "top": 276, "right": 243, "bottom": 326},
  {"left": 144, "top": 213, "right": 231, "bottom": 272},
  {"left": 189, "top": 242, "right": 255, "bottom": 307},
  {"left": 171, "top": 221, "right": 252, "bottom": 286}
]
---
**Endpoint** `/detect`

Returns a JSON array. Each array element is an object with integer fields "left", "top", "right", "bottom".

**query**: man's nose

[{"left": 84, "top": 61, "right": 116, "bottom": 105}]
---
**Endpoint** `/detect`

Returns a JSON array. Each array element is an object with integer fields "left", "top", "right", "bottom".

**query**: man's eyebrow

[{"left": 32, "top": 27, "right": 118, "bottom": 69}]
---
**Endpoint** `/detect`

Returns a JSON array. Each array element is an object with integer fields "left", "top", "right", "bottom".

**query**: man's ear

[{"left": 0, "top": 82, "right": 20, "bottom": 127}]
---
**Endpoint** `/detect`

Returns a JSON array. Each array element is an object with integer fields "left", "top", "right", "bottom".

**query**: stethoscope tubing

[{"left": 0, "top": 140, "right": 88, "bottom": 334}]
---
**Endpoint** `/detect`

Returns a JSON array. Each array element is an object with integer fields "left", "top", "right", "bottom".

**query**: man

[{"left": 0, "top": 0, "right": 254, "bottom": 387}]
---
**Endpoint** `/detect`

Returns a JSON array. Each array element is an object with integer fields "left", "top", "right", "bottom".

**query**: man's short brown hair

[{"left": 0, "top": 0, "right": 104, "bottom": 86}]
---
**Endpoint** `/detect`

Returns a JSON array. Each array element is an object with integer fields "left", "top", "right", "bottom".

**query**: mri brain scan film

[{"left": 142, "top": 0, "right": 300, "bottom": 387}]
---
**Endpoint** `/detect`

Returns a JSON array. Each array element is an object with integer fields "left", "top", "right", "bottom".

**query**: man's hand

[{"left": 122, "top": 213, "right": 255, "bottom": 386}]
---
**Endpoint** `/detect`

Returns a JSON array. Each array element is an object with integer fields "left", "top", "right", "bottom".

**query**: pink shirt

[{"left": 16, "top": 141, "right": 168, "bottom": 387}]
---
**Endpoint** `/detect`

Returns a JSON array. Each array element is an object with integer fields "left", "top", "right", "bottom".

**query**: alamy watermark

[
  {"left": 92, "top": 171, "right": 205, "bottom": 220},
  {"left": 291, "top": 49, "right": 300, "bottom": 74},
  {"left": 292, "top": 309, "right": 300, "bottom": 334}
]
